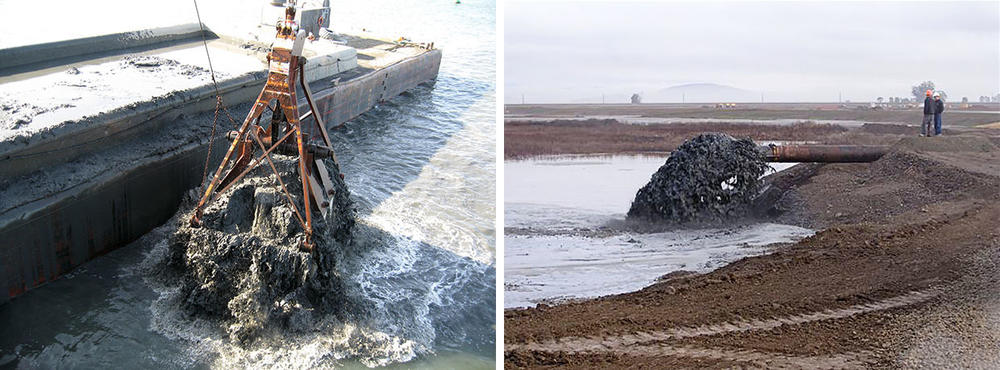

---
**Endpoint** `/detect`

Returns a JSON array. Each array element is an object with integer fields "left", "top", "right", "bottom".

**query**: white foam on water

[
  {"left": 138, "top": 232, "right": 435, "bottom": 369},
  {"left": 133, "top": 223, "right": 451, "bottom": 369},
  {"left": 364, "top": 95, "right": 496, "bottom": 265},
  {"left": 127, "top": 204, "right": 496, "bottom": 368}
]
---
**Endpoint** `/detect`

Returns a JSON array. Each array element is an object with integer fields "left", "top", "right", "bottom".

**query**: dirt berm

[{"left": 505, "top": 135, "right": 1000, "bottom": 368}]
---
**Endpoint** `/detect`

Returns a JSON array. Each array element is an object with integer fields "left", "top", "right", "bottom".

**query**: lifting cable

[{"left": 192, "top": 0, "right": 239, "bottom": 184}]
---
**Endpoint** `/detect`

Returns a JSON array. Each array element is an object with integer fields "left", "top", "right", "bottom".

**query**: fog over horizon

[{"left": 505, "top": 1, "right": 1000, "bottom": 104}]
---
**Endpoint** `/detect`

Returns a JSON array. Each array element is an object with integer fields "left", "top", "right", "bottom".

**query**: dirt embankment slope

[{"left": 505, "top": 135, "right": 1000, "bottom": 368}]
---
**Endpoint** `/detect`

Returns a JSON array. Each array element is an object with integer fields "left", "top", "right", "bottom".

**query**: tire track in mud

[
  {"left": 508, "top": 288, "right": 940, "bottom": 367},
  {"left": 600, "top": 344, "right": 870, "bottom": 369}
]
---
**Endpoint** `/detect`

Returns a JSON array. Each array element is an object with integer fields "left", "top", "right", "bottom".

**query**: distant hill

[{"left": 651, "top": 83, "right": 759, "bottom": 103}]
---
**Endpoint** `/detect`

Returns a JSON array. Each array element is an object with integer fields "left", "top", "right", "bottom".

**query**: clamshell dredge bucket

[{"left": 191, "top": 6, "right": 339, "bottom": 251}]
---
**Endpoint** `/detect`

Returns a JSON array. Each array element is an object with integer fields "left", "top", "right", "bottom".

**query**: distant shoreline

[
  {"left": 504, "top": 105, "right": 1000, "bottom": 159},
  {"left": 504, "top": 118, "right": 902, "bottom": 159}
]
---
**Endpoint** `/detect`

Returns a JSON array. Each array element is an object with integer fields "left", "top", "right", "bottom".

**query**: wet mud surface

[
  {"left": 0, "top": 101, "right": 76, "bottom": 130},
  {"left": 627, "top": 133, "right": 771, "bottom": 224},
  {"left": 0, "top": 53, "right": 238, "bottom": 146},
  {"left": 505, "top": 134, "right": 1000, "bottom": 368}
]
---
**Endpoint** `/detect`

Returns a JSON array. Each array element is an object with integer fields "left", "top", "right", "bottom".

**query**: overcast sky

[{"left": 505, "top": 1, "right": 1000, "bottom": 103}]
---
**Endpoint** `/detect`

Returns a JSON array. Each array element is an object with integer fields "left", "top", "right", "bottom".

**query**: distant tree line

[
  {"left": 978, "top": 94, "right": 1000, "bottom": 103},
  {"left": 911, "top": 81, "right": 948, "bottom": 101}
]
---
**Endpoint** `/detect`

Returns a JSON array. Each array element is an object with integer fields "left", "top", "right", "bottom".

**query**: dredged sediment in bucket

[{"left": 158, "top": 155, "right": 356, "bottom": 344}]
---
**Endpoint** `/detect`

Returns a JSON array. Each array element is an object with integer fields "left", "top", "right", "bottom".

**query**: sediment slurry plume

[
  {"left": 159, "top": 155, "right": 355, "bottom": 344},
  {"left": 627, "top": 133, "right": 771, "bottom": 223}
]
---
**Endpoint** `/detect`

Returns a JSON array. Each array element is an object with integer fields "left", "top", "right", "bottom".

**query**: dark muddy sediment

[
  {"left": 627, "top": 133, "right": 771, "bottom": 224},
  {"left": 153, "top": 155, "right": 356, "bottom": 344},
  {"left": 0, "top": 53, "right": 234, "bottom": 142}
]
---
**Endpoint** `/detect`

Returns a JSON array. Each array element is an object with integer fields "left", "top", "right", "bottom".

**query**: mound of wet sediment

[
  {"left": 162, "top": 155, "right": 355, "bottom": 343},
  {"left": 755, "top": 135, "right": 1000, "bottom": 228},
  {"left": 890, "top": 135, "right": 1000, "bottom": 153},
  {"left": 627, "top": 133, "right": 771, "bottom": 223}
]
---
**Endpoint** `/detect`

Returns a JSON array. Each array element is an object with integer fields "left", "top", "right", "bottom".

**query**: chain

[{"left": 192, "top": 0, "right": 243, "bottom": 184}]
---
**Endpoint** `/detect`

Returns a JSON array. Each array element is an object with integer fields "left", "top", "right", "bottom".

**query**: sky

[{"left": 505, "top": 1, "right": 1000, "bottom": 103}]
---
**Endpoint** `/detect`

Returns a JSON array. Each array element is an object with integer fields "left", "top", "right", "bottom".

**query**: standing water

[
  {"left": 0, "top": 0, "right": 496, "bottom": 368},
  {"left": 504, "top": 155, "right": 811, "bottom": 309}
]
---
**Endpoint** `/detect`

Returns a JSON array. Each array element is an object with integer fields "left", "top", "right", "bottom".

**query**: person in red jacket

[{"left": 921, "top": 90, "right": 934, "bottom": 137}]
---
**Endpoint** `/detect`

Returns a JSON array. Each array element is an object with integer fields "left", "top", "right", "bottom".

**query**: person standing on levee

[
  {"left": 921, "top": 90, "right": 934, "bottom": 137},
  {"left": 933, "top": 93, "right": 945, "bottom": 136}
]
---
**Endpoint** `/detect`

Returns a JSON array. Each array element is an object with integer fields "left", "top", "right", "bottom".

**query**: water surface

[{"left": 504, "top": 155, "right": 810, "bottom": 308}]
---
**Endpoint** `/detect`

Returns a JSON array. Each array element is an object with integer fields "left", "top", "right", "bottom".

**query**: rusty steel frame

[{"left": 190, "top": 6, "right": 336, "bottom": 250}]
